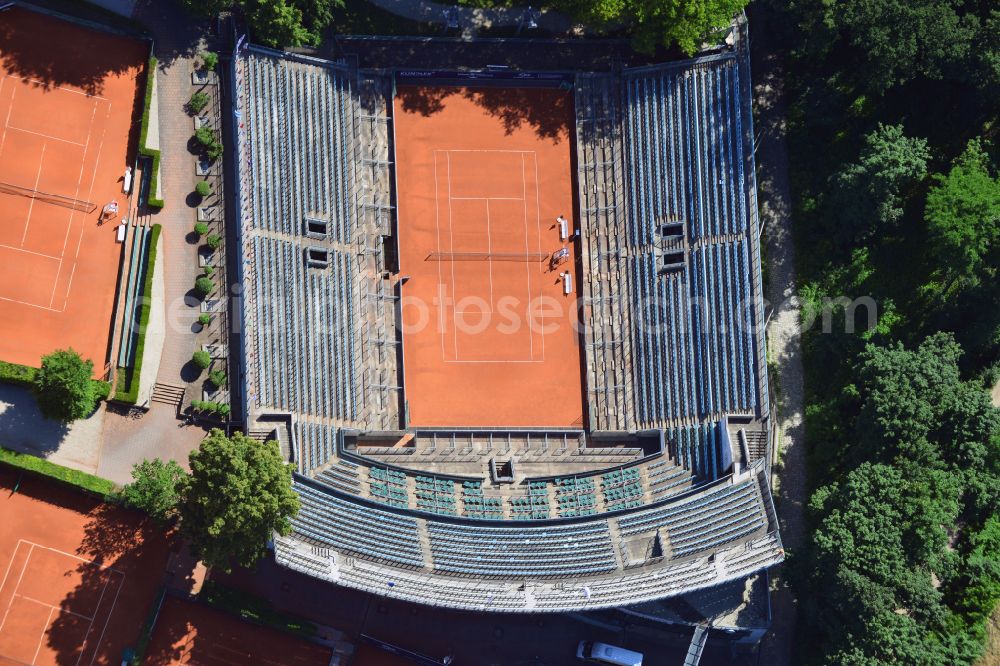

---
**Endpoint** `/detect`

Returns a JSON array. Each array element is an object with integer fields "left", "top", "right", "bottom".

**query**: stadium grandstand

[{"left": 228, "top": 18, "right": 783, "bottom": 613}]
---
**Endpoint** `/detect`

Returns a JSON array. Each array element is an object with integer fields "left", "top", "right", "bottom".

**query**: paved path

[
  {"left": 0, "top": 386, "right": 105, "bottom": 475},
  {"left": 750, "top": 12, "right": 807, "bottom": 666},
  {"left": 134, "top": 1, "right": 213, "bottom": 399},
  {"left": 992, "top": 379, "right": 1000, "bottom": 407},
  {"left": 97, "top": 404, "right": 207, "bottom": 484},
  {"left": 366, "top": 0, "right": 578, "bottom": 34}
]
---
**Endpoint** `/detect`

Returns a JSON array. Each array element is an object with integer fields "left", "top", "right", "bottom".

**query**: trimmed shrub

[
  {"left": 194, "top": 222, "right": 209, "bottom": 236},
  {"left": 190, "top": 400, "right": 231, "bottom": 419},
  {"left": 200, "top": 51, "right": 218, "bottom": 71},
  {"left": 203, "top": 265, "right": 215, "bottom": 277},
  {"left": 194, "top": 276, "right": 214, "bottom": 296},
  {"left": 206, "top": 234, "right": 222, "bottom": 250},
  {"left": 192, "top": 351, "right": 211, "bottom": 370},
  {"left": 194, "top": 127, "right": 223, "bottom": 160},
  {"left": 187, "top": 91, "right": 209, "bottom": 114},
  {"left": 208, "top": 369, "right": 226, "bottom": 389},
  {"left": 195, "top": 180, "right": 212, "bottom": 197},
  {"left": 198, "top": 313, "right": 212, "bottom": 326}
]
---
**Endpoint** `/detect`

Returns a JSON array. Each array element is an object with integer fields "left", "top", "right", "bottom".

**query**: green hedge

[
  {"left": 128, "top": 585, "right": 167, "bottom": 666},
  {"left": 0, "top": 360, "right": 110, "bottom": 406},
  {"left": 199, "top": 581, "right": 318, "bottom": 640},
  {"left": 138, "top": 55, "right": 163, "bottom": 209},
  {"left": 0, "top": 360, "right": 37, "bottom": 388},
  {"left": 0, "top": 446, "right": 117, "bottom": 498},
  {"left": 114, "top": 224, "right": 162, "bottom": 404}
]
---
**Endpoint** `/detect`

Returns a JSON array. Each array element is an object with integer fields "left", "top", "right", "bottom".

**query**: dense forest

[{"left": 760, "top": 0, "right": 1000, "bottom": 662}]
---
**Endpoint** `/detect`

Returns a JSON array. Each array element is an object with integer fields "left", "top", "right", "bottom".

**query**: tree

[
  {"left": 178, "top": 430, "right": 299, "bottom": 571},
  {"left": 855, "top": 333, "right": 1000, "bottom": 472},
  {"left": 34, "top": 349, "right": 96, "bottom": 421},
  {"left": 926, "top": 139, "right": 1000, "bottom": 295},
  {"left": 120, "top": 459, "right": 186, "bottom": 523},
  {"left": 830, "top": 124, "right": 930, "bottom": 241},
  {"left": 826, "top": 0, "right": 979, "bottom": 92},
  {"left": 180, "top": 0, "right": 340, "bottom": 48},
  {"left": 558, "top": 0, "right": 748, "bottom": 54}
]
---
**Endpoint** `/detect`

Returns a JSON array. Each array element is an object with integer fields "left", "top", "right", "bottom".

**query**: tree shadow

[
  {"left": 180, "top": 360, "right": 204, "bottom": 384},
  {"left": 34, "top": 497, "right": 173, "bottom": 664},
  {"left": 395, "top": 85, "right": 573, "bottom": 143},
  {"left": 0, "top": 7, "right": 147, "bottom": 96},
  {"left": 0, "top": 385, "right": 71, "bottom": 457}
]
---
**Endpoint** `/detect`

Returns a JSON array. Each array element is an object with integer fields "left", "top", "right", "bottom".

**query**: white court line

[
  {"left": 450, "top": 196, "right": 524, "bottom": 201},
  {"left": 439, "top": 149, "right": 544, "bottom": 363},
  {"left": 0, "top": 244, "right": 61, "bottom": 261},
  {"left": 0, "top": 542, "right": 34, "bottom": 636},
  {"left": 532, "top": 152, "right": 546, "bottom": 361},
  {"left": 16, "top": 594, "right": 94, "bottom": 621},
  {"left": 4, "top": 75, "right": 108, "bottom": 100},
  {"left": 484, "top": 198, "right": 496, "bottom": 308},
  {"left": 33, "top": 606, "right": 54, "bottom": 665},
  {"left": 85, "top": 571, "right": 124, "bottom": 666},
  {"left": 521, "top": 153, "right": 535, "bottom": 361},
  {"left": 0, "top": 295, "right": 61, "bottom": 312},
  {"left": 7, "top": 125, "right": 86, "bottom": 146},
  {"left": 52, "top": 97, "right": 99, "bottom": 309},
  {"left": 433, "top": 152, "right": 447, "bottom": 359},
  {"left": 0, "top": 82, "right": 12, "bottom": 159},
  {"left": 61, "top": 100, "right": 109, "bottom": 311},
  {"left": 20, "top": 143, "right": 46, "bottom": 247},
  {"left": 446, "top": 152, "right": 459, "bottom": 361}
]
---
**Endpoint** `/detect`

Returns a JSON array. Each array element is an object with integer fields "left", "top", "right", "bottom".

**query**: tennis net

[
  {"left": 0, "top": 181, "right": 97, "bottom": 213},
  {"left": 424, "top": 251, "right": 549, "bottom": 262}
]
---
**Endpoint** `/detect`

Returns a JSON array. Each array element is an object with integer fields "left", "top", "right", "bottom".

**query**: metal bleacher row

[
  {"left": 244, "top": 52, "right": 355, "bottom": 242},
  {"left": 620, "top": 55, "right": 761, "bottom": 425},
  {"left": 250, "top": 236, "right": 359, "bottom": 422}
]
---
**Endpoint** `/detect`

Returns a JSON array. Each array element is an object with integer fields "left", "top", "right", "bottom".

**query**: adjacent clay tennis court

[
  {"left": 143, "top": 596, "right": 333, "bottom": 666},
  {"left": 0, "top": 8, "right": 148, "bottom": 375},
  {"left": 394, "top": 85, "right": 584, "bottom": 427},
  {"left": 0, "top": 466, "right": 171, "bottom": 665}
]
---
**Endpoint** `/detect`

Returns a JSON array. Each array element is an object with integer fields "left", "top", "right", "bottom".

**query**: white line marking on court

[
  {"left": 5, "top": 75, "right": 108, "bottom": 100},
  {"left": 521, "top": 153, "right": 534, "bottom": 361},
  {"left": 451, "top": 196, "right": 524, "bottom": 201},
  {"left": 20, "top": 143, "right": 46, "bottom": 247},
  {"left": 0, "top": 244, "right": 61, "bottom": 261},
  {"left": 33, "top": 606, "right": 54, "bottom": 665},
  {"left": 433, "top": 151, "right": 447, "bottom": 360},
  {"left": 0, "top": 81, "right": 12, "bottom": 159},
  {"left": 7, "top": 125, "right": 86, "bottom": 146},
  {"left": 532, "top": 152, "right": 546, "bottom": 361},
  {"left": 0, "top": 295, "right": 61, "bottom": 312},
  {"left": 61, "top": 101, "right": 108, "bottom": 310},
  {"left": 86, "top": 570, "right": 124, "bottom": 666},
  {"left": 484, "top": 198, "right": 496, "bottom": 309},
  {"left": 446, "top": 152, "right": 459, "bottom": 361},
  {"left": 17, "top": 595, "right": 94, "bottom": 621},
  {"left": 0, "top": 542, "right": 34, "bottom": 636}
]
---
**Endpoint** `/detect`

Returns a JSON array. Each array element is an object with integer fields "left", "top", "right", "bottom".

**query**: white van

[{"left": 576, "top": 641, "right": 644, "bottom": 666}]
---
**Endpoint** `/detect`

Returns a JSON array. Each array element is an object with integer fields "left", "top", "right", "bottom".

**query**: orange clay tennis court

[
  {"left": 394, "top": 85, "right": 584, "bottom": 427},
  {"left": 143, "top": 596, "right": 333, "bottom": 666},
  {"left": 0, "top": 8, "right": 148, "bottom": 376},
  {"left": 0, "top": 466, "right": 171, "bottom": 666}
]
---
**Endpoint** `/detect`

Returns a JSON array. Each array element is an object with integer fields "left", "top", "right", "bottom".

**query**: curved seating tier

[{"left": 277, "top": 474, "right": 783, "bottom": 612}]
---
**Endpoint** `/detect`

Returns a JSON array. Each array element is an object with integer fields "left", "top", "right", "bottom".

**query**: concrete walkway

[
  {"left": 133, "top": 1, "right": 214, "bottom": 399},
  {"left": 991, "top": 379, "right": 999, "bottom": 408},
  {"left": 751, "top": 12, "right": 808, "bottom": 666},
  {"left": 367, "top": 0, "right": 579, "bottom": 34},
  {"left": 0, "top": 386, "right": 105, "bottom": 475}
]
